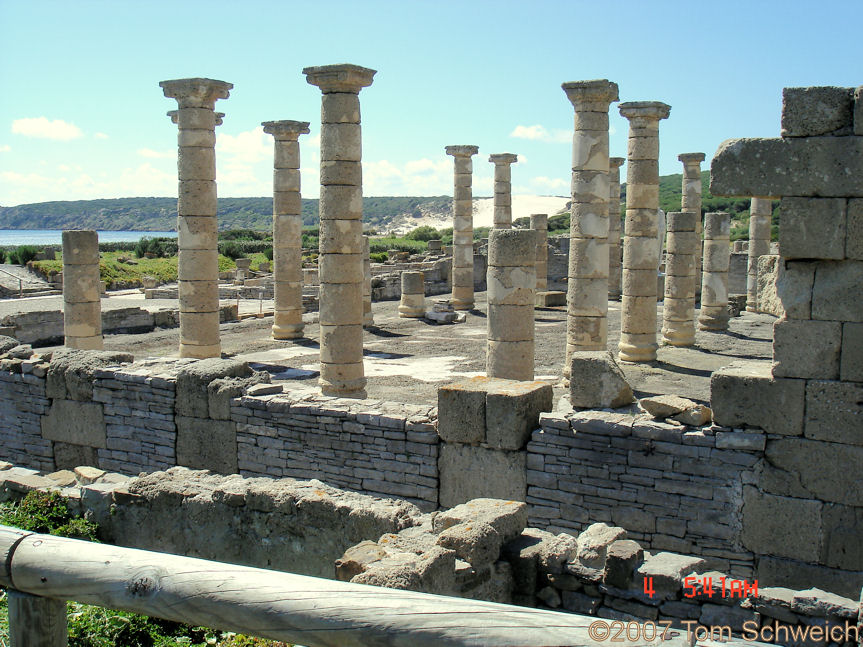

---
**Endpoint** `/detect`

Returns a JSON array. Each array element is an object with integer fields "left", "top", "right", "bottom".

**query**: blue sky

[{"left": 0, "top": 0, "right": 860, "bottom": 206}]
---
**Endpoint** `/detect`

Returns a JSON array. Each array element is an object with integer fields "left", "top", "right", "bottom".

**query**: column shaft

[
  {"left": 530, "top": 213, "right": 548, "bottom": 294},
  {"left": 678, "top": 153, "right": 705, "bottom": 300},
  {"left": 698, "top": 212, "right": 731, "bottom": 330},
  {"left": 399, "top": 271, "right": 425, "bottom": 318},
  {"left": 608, "top": 157, "right": 624, "bottom": 300},
  {"left": 489, "top": 154, "right": 518, "bottom": 229},
  {"left": 661, "top": 212, "right": 697, "bottom": 346},
  {"left": 363, "top": 235, "right": 373, "bottom": 326},
  {"left": 446, "top": 145, "right": 479, "bottom": 310},
  {"left": 747, "top": 197, "right": 772, "bottom": 311},
  {"left": 62, "top": 230, "right": 102, "bottom": 350}
]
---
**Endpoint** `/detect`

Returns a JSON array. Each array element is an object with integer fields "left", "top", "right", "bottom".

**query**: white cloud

[
  {"left": 217, "top": 126, "right": 271, "bottom": 164},
  {"left": 11, "top": 117, "right": 83, "bottom": 141},
  {"left": 509, "top": 124, "right": 570, "bottom": 143},
  {"left": 0, "top": 144, "right": 10, "bottom": 152},
  {"left": 137, "top": 148, "right": 174, "bottom": 159},
  {"left": 94, "top": 132, "right": 109, "bottom": 140},
  {"left": 363, "top": 158, "right": 452, "bottom": 195},
  {"left": 517, "top": 154, "right": 528, "bottom": 164},
  {"left": 529, "top": 176, "right": 569, "bottom": 192}
]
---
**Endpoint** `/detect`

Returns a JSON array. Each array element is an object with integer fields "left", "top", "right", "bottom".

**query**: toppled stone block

[
  {"left": 569, "top": 351, "right": 634, "bottom": 409},
  {"left": 639, "top": 395, "right": 701, "bottom": 421},
  {"left": 350, "top": 545, "right": 456, "bottom": 596},
  {"left": 436, "top": 521, "right": 502, "bottom": 566},
  {"left": 433, "top": 498, "right": 528, "bottom": 545},
  {"left": 46, "top": 349, "right": 134, "bottom": 401},
  {"left": 710, "top": 360, "right": 805, "bottom": 435},
  {"left": 603, "top": 539, "right": 644, "bottom": 589},
  {"left": 501, "top": 527, "right": 555, "bottom": 601},
  {"left": 574, "top": 523, "right": 627, "bottom": 570},
  {"left": 791, "top": 588, "right": 858, "bottom": 620},
  {"left": 781, "top": 86, "right": 855, "bottom": 137},
  {"left": 635, "top": 552, "right": 707, "bottom": 600},
  {"left": 73, "top": 466, "right": 106, "bottom": 485},
  {"left": 537, "top": 533, "right": 579, "bottom": 575},
  {"left": 7, "top": 344, "right": 33, "bottom": 360},
  {"left": 45, "top": 470, "right": 77, "bottom": 487},
  {"left": 438, "top": 445, "right": 526, "bottom": 508},
  {"left": 335, "top": 540, "right": 390, "bottom": 581},
  {"left": 245, "top": 382, "right": 282, "bottom": 396},
  {"left": 0, "top": 335, "right": 18, "bottom": 354},
  {"left": 741, "top": 586, "right": 798, "bottom": 623},
  {"left": 176, "top": 358, "right": 253, "bottom": 418},
  {"left": 41, "top": 399, "right": 106, "bottom": 448},
  {"left": 536, "top": 291, "right": 566, "bottom": 307}
]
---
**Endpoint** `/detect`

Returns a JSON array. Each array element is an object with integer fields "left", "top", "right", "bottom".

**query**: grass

[{"left": 0, "top": 492, "right": 291, "bottom": 646}]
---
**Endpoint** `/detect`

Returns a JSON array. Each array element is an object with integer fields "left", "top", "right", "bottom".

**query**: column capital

[
  {"left": 160, "top": 78, "right": 232, "bottom": 108},
  {"left": 445, "top": 145, "right": 479, "bottom": 157},
  {"left": 678, "top": 152, "right": 705, "bottom": 164},
  {"left": 619, "top": 101, "right": 671, "bottom": 121},
  {"left": 215, "top": 112, "right": 225, "bottom": 126},
  {"left": 609, "top": 157, "right": 625, "bottom": 169},
  {"left": 489, "top": 153, "right": 518, "bottom": 165},
  {"left": 167, "top": 110, "right": 178, "bottom": 125},
  {"left": 562, "top": 79, "right": 619, "bottom": 110},
  {"left": 262, "top": 120, "right": 311, "bottom": 139},
  {"left": 303, "top": 64, "right": 376, "bottom": 93}
]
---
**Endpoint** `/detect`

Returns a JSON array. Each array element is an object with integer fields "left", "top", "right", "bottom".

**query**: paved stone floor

[{"left": 17, "top": 290, "right": 776, "bottom": 407}]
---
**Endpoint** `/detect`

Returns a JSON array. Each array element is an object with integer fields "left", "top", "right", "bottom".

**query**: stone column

[
  {"left": 608, "top": 157, "right": 625, "bottom": 300},
  {"left": 363, "top": 235, "right": 373, "bottom": 327},
  {"left": 563, "top": 80, "right": 619, "bottom": 371},
  {"left": 678, "top": 153, "right": 705, "bottom": 298},
  {"left": 445, "top": 145, "right": 479, "bottom": 310},
  {"left": 62, "top": 230, "right": 102, "bottom": 350},
  {"left": 399, "top": 271, "right": 425, "bottom": 318},
  {"left": 303, "top": 64, "right": 375, "bottom": 399},
  {"left": 487, "top": 229, "right": 536, "bottom": 381},
  {"left": 698, "top": 212, "right": 731, "bottom": 330},
  {"left": 661, "top": 212, "right": 697, "bottom": 346},
  {"left": 747, "top": 197, "right": 772, "bottom": 311},
  {"left": 161, "top": 77, "right": 232, "bottom": 359},
  {"left": 618, "top": 101, "right": 671, "bottom": 363},
  {"left": 530, "top": 213, "right": 548, "bottom": 294},
  {"left": 262, "top": 120, "right": 310, "bottom": 340},
  {"left": 489, "top": 154, "right": 518, "bottom": 229}
]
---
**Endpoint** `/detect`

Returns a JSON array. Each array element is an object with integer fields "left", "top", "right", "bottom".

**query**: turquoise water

[{"left": 0, "top": 230, "right": 177, "bottom": 246}]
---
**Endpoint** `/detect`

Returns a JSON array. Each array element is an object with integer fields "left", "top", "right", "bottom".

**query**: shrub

[
  {"left": 0, "top": 248, "right": 5, "bottom": 263},
  {"left": 219, "top": 241, "right": 245, "bottom": 260},
  {"left": 133, "top": 237, "right": 167, "bottom": 259},
  {"left": 370, "top": 252, "right": 388, "bottom": 263},
  {"left": 405, "top": 225, "right": 440, "bottom": 242},
  {"left": 8, "top": 245, "right": 39, "bottom": 265},
  {"left": 263, "top": 246, "right": 274, "bottom": 261},
  {"left": 0, "top": 490, "right": 99, "bottom": 540}
]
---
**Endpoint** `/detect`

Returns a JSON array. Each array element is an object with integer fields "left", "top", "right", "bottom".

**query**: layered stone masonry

[
  {"left": 304, "top": 63, "right": 376, "bottom": 399},
  {"left": 530, "top": 214, "right": 549, "bottom": 295},
  {"left": 608, "top": 157, "right": 624, "bottom": 300},
  {"left": 489, "top": 153, "right": 518, "bottom": 229},
  {"left": 678, "top": 153, "right": 705, "bottom": 297},
  {"left": 563, "top": 80, "right": 619, "bottom": 368},
  {"left": 698, "top": 212, "right": 731, "bottom": 330},
  {"left": 161, "top": 77, "right": 232, "bottom": 359},
  {"left": 661, "top": 212, "right": 697, "bottom": 346},
  {"left": 618, "top": 101, "right": 671, "bottom": 362},
  {"left": 262, "top": 119, "right": 310, "bottom": 340},
  {"left": 747, "top": 198, "right": 772, "bottom": 312},
  {"left": 62, "top": 230, "right": 103, "bottom": 350},
  {"left": 446, "top": 145, "right": 479, "bottom": 310}
]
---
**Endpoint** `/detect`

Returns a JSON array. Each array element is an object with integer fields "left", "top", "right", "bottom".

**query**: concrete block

[
  {"left": 772, "top": 319, "right": 841, "bottom": 380},
  {"left": 804, "top": 380, "right": 863, "bottom": 446},
  {"left": 710, "top": 361, "right": 805, "bottom": 435},
  {"left": 41, "top": 399, "right": 106, "bottom": 448},
  {"left": 709, "top": 136, "right": 863, "bottom": 198},
  {"left": 811, "top": 260, "right": 863, "bottom": 322},
  {"left": 569, "top": 351, "right": 634, "bottom": 409},
  {"left": 840, "top": 322, "right": 863, "bottom": 381},
  {"left": 781, "top": 86, "right": 855, "bottom": 137},
  {"left": 176, "top": 416, "right": 238, "bottom": 474},
  {"left": 742, "top": 485, "right": 821, "bottom": 561},
  {"left": 485, "top": 379, "right": 553, "bottom": 450},
  {"left": 847, "top": 199, "right": 863, "bottom": 260},
  {"left": 820, "top": 503, "right": 863, "bottom": 570},
  {"left": 438, "top": 444, "right": 526, "bottom": 508},
  {"left": 437, "top": 378, "right": 487, "bottom": 445},
  {"left": 176, "top": 358, "right": 253, "bottom": 418},
  {"left": 779, "top": 198, "right": 846, "bottom": 261},
  {"left": 766, "top": 438, "right": 863, "bottom": 506}
]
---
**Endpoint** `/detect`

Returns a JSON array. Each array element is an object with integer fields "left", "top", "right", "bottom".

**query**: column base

[
  {"left": 320, "top": 363, "right": 367, "bottom": 399},
  {"left": 64, "top": 335, "right": 104, "bottom": 351},
  {"left": 272, "top": 323, "right": 304, "bottom": 340},
  {"left": 180, "top": 343, "right": 221, "bottom": 359},
  {"left": 451, "top": 298, "right": 474, "bottom": 311},
  {"left": 487, "top": 339, "right": 534, "bottom": 381},
  {"left": 398, "top": 306, "right": 426, "bottom": 318},
  {"left": 698, "top": 306, "right": 730, "bottom": 331},
  {"left": 745, "top": 305, "right": 758, "bottom": 312},
  {"left": 618, "top": 334, "right": 657, "bottom": 363},
  {"left": 661, "top": 325, "right": 696, "bottom": 347},
  {"left": 363, "top": 313, "right": 375, "bottom": 327}
]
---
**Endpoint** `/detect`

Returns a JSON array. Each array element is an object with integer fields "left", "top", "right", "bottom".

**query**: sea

[{"left": 0, "top": 230, "right": 177, "bottom": 246}]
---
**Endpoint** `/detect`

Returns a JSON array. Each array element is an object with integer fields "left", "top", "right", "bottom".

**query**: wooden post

[{"left": 8, "top": 589, "right": 68, "bottom": 647}]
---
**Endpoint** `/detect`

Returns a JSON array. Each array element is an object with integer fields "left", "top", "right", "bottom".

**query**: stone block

[
  {"left": 756, "top": 255, "right": 783, "bottom": 317},
  {"left": 714, "top": 430, "right": 765, "bottom": 451},
  {"left": 710, "top": 361, "right": 805, "bottom": 435},
  {"left": 781, "top": 86, "right": 855, "bottom": 137},
  {"left": 779, "top": 198, "right": 846, "bottom": 261},
  {"left": 821, "top": 504, "right": 863, "bottom": 571},
  {"left": 436, "top": 521, "right": 502, "bottom": 566},
  {"left": 574, "top": 522, "right": 627, "bottom": 569},
  {"left": 766, "top": 438, "right": 863, "bottom": 506},
  {"left": 775, "top": 260, "right": 814, "bottom": 320},
  {"left": 569, "top": 351, "right": 634, "bottom": 409},
  {"left": 812, "top": 260, "right": 863, "bottom": 322},
  {"left": 742, "top": 486, "right": 821, "bottom": 561},
  {"left": 485, "top": 380, "right": 553, "bottom": 450},
  {"left": 536, "top": 291, "right": 566, "bottom": 307},
  {"left": 756, "top": 556, "right": 863, "bottom": 600},
  {"left": 438, "top": 444, "right": 526, "bottom": 508},
  {"left": 602, "top": 539, "right": 644, "bottom": 588},
  {"left": 804, "top": 381, "right": 863, "bottom": 446},
  {"left": 46, "top": 349, "right": 134, "bottom": 401},
  {"left": 53, "top": 442, "right": 99, "bottom": 471},
  {"left": 841, "top": 323, "right": 863, "bottom": 382},
  {"left": 709, "top": 136, "right": 863, "bottom": 198},
  {"left": 773, "top": 319, "right": 841, "bottom": 380},
  {"left": 635, "top": 552, "right": 707, "bottom": 600},
  {"left": 175, "top": 416, "right": 238, "bottom": 474},
  {"left": 41, "top": 399, "right": 106, "bottom": 448},
  {"left": 433, "top": 498, "right": 528, "bottom": 544},
  {"left": 791, "top": 588, "right": 859, "bottom": 619},
  {"left": 176, "top": 358, "right": 253, "bottom": 418},
  {"left": 847, "top": 199, "right": 863, "bottom": 260}
]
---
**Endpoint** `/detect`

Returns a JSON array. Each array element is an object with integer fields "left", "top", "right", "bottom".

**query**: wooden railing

[{"left": 0, "top": 525, "right": 688, "bottom": 646}]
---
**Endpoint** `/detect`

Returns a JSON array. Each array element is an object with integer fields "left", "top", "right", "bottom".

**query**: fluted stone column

[
  {"left": 618, "top": 101, "right": 671, "bottom": 363},
  {"left": 62, "top": 230, "right": 102, "bottom": 350},
  {"left": 608, "top": 157, "right": 625, "bottom": 300},
  {"left": 304, "top": 64, "right": 375, "bottom": 399},
  {"left": 446, "top": 145, "right": 479, "bottom": 310},
  {"left": 661, "top": 212, "right": 697, "bottom": 346},
  {"left": 530, "top": 213, "right": 548, "bottom": 294},
  {"left": 699, "top": 212, "right": 731, "bottom": 330},
  {"left": 747, "top": 197, "right": 772, "bottom": 312},
  {"left": 563, "top": 80, "right": 619, "bottom": 372},
  {"left": 262, "top": 120, "right": 310, "bottom": 340},
  {"left": 678, "top": 153, "right": 705, "bottom": 298},
  {"left": 489, "top": 154, "right": 518, "bottom": 229},
  {"left": 487, "top": 229, "right": 536, "bottom": 381},
  {"left": 363, "top": 235, "right": 373, "bottom": 327},
  {"left": 399, "top": 271, "right": 425, "bottom": 318},
  {"left": 161, "top": 77, "right": 232, "bottom": 359}
]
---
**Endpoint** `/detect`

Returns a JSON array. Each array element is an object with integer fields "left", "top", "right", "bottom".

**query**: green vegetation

[
  {"left": 0, "top": 491, "right": 290, "bottom": 646},
  {"left": 5, "top": 245, "right": 39, "bottom": 265}
]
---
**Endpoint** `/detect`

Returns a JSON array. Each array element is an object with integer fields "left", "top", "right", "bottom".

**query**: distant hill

[{"left": 0, "top": 196, "right": 453, "bottom": 232}]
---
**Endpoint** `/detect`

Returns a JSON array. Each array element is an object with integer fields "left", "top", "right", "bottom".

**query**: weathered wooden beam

[
  {"left": 8, "top": 589, "right": 68, "bottom": 647},
  {"left": 2, "top": 526, "right": 690, "bottom": 647},
  {"left": 0, "top": 526, "right": 32, "bottom": 587}
]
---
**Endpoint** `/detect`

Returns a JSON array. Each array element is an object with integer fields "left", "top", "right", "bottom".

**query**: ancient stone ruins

[{"left": 1, "top": 70, "right": 861, "bottom": 641}]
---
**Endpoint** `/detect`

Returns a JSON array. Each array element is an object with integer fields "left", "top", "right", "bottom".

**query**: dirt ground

[{"left": 34, "top": 291, "right": 776, "bottom": 407}]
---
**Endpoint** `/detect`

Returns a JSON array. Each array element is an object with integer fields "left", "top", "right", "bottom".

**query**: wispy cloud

[
  {"left": 137, "top": 148, "right": 174, "bottom": 159},
  {"left": 11, "top": 117, "right": 83, "bottom": 141},
  {"left": 0, "top": 144, "right": 10, "bottom": 153},
  {"left": 529, "top": 176, "right": 568, "bottom": 192},
  {"left": 363, "top": 158, "right": 452, "bottom": 195},
  {"left": 94, "top": 132, "right": 109, "bottom": 140},
  {"left": 217, "top": 126, "right": 271, "bottom": 164},
  {"left": 509, "top": 124, "right": 570, "bottom": 143}
]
